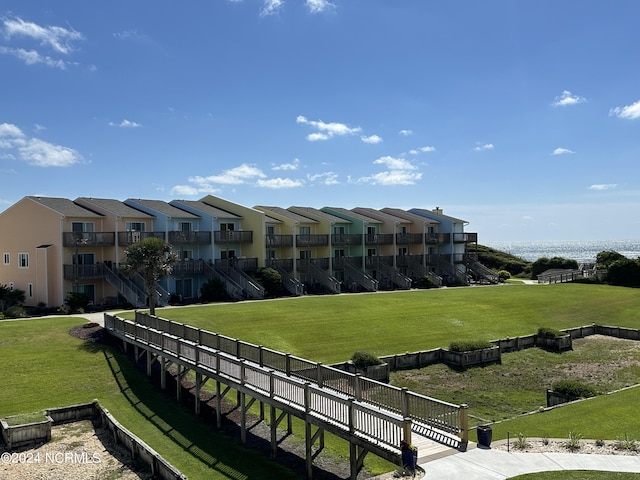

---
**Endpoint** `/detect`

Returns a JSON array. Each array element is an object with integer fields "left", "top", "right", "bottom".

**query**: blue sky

[{"left": 1, "top": 0, "right": 639, "bottom": 243}]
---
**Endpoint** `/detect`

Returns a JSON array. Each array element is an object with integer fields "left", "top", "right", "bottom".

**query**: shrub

[
  {"left": 448, "top": 340, "right": 493, "bottom": 352},
  {"left": 200, "top": 278, "right": 231, "bottom": 302},
  {"left": 351, "top": 351, "right": 383, "bottom": 368},
  {"left": 65, "top": 292, "right": 91, "bottom": 311},
  {"left": 513, "top": 432, "right": 529, "bottom": 450},
  {"left": 537, "top": 327, "right": 563, "bottom": 338},
  {"left": 552, "top": 380, "right": 598, "bottom": 398},
  {"left": 415, "top": 275, "right": 434, "bottom": 289},
  {"left": 614, "top": 433, "right": 638, "bottom": 452},
  {"left": 498, "top": 270, "right": 511, "bottom": 282},
  {"left": 565, "top": 431, "right": 582, "bottom": 452}
]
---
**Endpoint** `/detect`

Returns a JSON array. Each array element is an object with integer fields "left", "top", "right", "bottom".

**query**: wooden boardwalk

[{"left": 104, "top": 313, "right": 466, "bottom": 479}]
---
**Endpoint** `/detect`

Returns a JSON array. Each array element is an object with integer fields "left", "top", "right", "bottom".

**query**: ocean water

[{"left": 485, "top": 239, "right": 640, "bottom": 264}]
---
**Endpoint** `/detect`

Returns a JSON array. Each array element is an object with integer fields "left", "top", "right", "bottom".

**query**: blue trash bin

[{"left": 401, "top": 446, "right": 418, "bottom": 470}]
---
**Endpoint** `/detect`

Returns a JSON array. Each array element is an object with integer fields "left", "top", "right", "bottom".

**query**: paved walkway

[{"left": 419, "top": 444, "right": 640, "bottom": 479}]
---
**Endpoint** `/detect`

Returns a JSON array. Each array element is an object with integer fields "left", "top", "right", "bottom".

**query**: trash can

[
  {"left": 477, "top": 425, "right": 492, "bottom": 447},
  {"left": 401, "top": 442, "right": 418, "bottom": 470}
]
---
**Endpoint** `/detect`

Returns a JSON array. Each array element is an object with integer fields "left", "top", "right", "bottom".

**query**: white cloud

[
  {"left": 257, "top": 177, "right": 304, "bottom": 189},
  {"left": 272, "top": 158, "right": 300, "bottom": 171},
  {"left": 399, "top": 129, "right": 413, "bottom": 136},
  {"left": 297, "top": 115, "right": 362, "bottom": 141},
  {"left": 189, "top": 163, "right": 266, "bottom": 186},
  {"left": 419, "top": 146, "right": 435, "bottom": 153},
  {"left": 260, "top": 0, "right": 284, "bottom": 16},
  {"left": 307, "top": 172, "right": 339, "bottom": 185},
  {"left": 354, "top": 155, "right": 421, "bottom": 185},
  {"left": 3, "top": 17, "right": 83, "bottom": 55},
  {"left": 170, "top": 185, "right": 200, "bottom": 196},
  {"left": 0, "top": 46, "right": 68, "bottom": 69},
  {"left": 609, "top": 100, "right": 640, "bottom": 120},
  {"left": 355, "top": 171, "right": 422, "bottom": 186},
  {"left": 552, "top": 90, "right": 586, "bottom": 107},
  {"left": 589, "top": 184, "right": 618, "bottom": 191},
  {"left": 361, "top": 134, "right": 383, "bottom": 144},
  {"left": 552, "top": 147, "right": 575, "bottom": 155},
  {"left": 0, "top": 122, "right": 82, "bottom": 167},
  {"left": 306, "top": 0, "right": 335, "bottom": 13},
  {"left": 474, "top": 143, "right": 494, "bottom": 152},
  {"left": 109, "top": 119, "right": 142, "bottom": 128},
  {"left": 374, "top": 156, "right": 417, "bottom": 171}
]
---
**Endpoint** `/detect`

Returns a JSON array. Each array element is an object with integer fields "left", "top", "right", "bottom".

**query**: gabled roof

[
  {"left": 127, "top": 199, "right": 199, "bottom": 218},
  {"left": 171, "top": 200, "right": 241, "bottom": 219},
  {"left": 352, "top": 207, "right": 410, "bottom": 224},
  {"left": 322, "top": 207, "right": 382, "bottom": 224},
  {"left": 288, "top": 206, "right": 351, "bottom": 224},
  {"left": 27, "top": 196, "right": 103, "bottom": 217},
  {"left": 255, "top": 206, "right": 317, "bottom": 224},
  {"left": 75, "top": 197, "right": 152, "bottom": 218},
  {"left": 380, "top": 207, "right": 441, "bottom": 225},
  {"left": 410, "top": 207, "right": 466, "bottom": 223}
]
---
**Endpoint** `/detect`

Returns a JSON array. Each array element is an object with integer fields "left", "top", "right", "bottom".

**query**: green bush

[
  {"left": 351, "top": 351, "right": 383, "bottom": 368},
  {"left": 449, "top": 340, "right": 493, "bottom": 352},
  {"left": 498, "top": 270, "right": 511, "bottom": 282},
  {"left": 552, "top": 380, "right": 598, "bottom": 398},
  {"left": 537, "top": 327, "right": 563, "bottom": 338}
]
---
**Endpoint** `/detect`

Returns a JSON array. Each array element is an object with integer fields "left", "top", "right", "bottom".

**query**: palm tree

[{"left": 122, "top": 237, "right": 178, "bottom": 315}]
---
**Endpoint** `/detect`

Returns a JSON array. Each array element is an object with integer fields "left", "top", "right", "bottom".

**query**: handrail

[
  {"left": 104, "top": 314, "right": 408, "bottom": 454},
  {"left": 128, "top": 312, "right": 465, "bottom": 446}
]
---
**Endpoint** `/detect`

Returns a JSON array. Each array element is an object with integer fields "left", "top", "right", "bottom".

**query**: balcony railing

[
  {"left": 330, "top": 233, "right": 362, "bottom": 246},
  {"left": 214, "top": 230, "right": 253, "bottom": 244},
  {"left": 266, "top": 235, "right": 293, "bottom": 248},
  {"left": 396, "top": 233, "right": 425, "bottom": 245},
  {"left": 453, "top": 232, "right": 478, "bottom": 243},
  {"left": 172, "top": 259, "right": 206, "bottom": 276},
  {"left": 215, "top": 257, "right": 259, "bottom": 272},
  {"left": 63, "top": 232, "right": 115, "bottom": 247},
  {"left": 364, "top": 233, "right": 394, "bottom": 245},
  {"left": 63, "top": 263, "right": 105, "bottom": 280},
  {"left": 118, "top": 231, "right": 166, "bottom": 246},
  {"left": 296, "top": 234, "right": 329, "bottom": 247},
  {"left": 168, "top": 231, "right": 211, "bottom": 244}
]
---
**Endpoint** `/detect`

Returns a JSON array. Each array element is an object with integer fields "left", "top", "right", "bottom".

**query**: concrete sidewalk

[{"left": 421, "top": 446, "right": 640, "bottom": 479}]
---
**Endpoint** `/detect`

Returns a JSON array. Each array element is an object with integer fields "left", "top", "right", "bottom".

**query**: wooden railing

[
  {"left": 104, "top": 314, "right": 409, "bottom": 456},
  {"left": 128, "top": 312, "right": 467, "bottom": 447}
]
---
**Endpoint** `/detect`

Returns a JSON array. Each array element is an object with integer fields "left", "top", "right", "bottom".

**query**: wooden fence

[{"left": 0, "top": 401, "right": 186, "bottom": 480}]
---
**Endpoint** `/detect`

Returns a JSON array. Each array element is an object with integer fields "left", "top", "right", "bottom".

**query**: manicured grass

[
  {"left": 510, "top": 472, "right": 640, "bottom": 479},
  {"left": 0, "top": 317, "right": 298, "bottom": 479},
  {"left": 127, "top": 284, "right": 640, "bottom": 364}
]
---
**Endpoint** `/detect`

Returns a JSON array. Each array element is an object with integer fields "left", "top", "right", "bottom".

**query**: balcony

[
  {"left": 63, "top": 232, "right": 115, "bottom": 247},
  {"left": 266, "top": 235, "right": 293, "bottom": 248},
  {"left": 168, "top": 231, "right": 212, "bottom": 245},
  {"left": 118, "top": 231, "right": 166, "bottom": 246},
  {"left": 453, "top": 232, "right": 478, "bottom": 243},
  {"left": 214, "top": 230, "right": 253, "bottom": 244},
  {"left": 396, "top": 233, "right": 425, "bottom": 245},
  {"left": 172, "top": 259, "right": 206, "bottom": 276},
  {"left": 63, "top": 263, "right": 105, "bottom": 280},
  {"left": 215, "top": 257, "right": 259, "bottom": 272},
  {"left": 296, "top": 234, "right": 329, "bottom": 247},
  {"left": 364, "top": 233, "right": 394, "bottom": 245},
  {"left": 331, "top": 233, "right": 362, "bottom": 246}
]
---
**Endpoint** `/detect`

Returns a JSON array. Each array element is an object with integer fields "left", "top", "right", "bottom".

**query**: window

[
  {"left": 333, "top": 226, "right": 345, "bottom": 235},
  {"left": 72, "top": 222, "right": 94, "bottom": 233},
  {"left": 73, "top": 253, "right": 95, "bottom": 265},
  {"left": 179, "top": 222, "right": 192, "bottom": 232},
  {"left": 367, "top": 248, "right": 377, "bottom": 257},
  {"left": 398, "top": 247, "right": 408, "bottom": 256},
  {"left": 3, "top": 253, "right": 8, "bottom": 265},
  {"left": 299, "top": 226, "right": 311, "bottom": 235},
  {"left": 125, "top": 222, "right": 146, "bottom": 232},
  {"left": 180, "top": 250, "right": 193, "bottom": 260},
  {"left": 28, "top": 283, "right": 33, "bottom": 298},
  {"left": 220, "top": 223, "right": 235, "bottom": 231},
  {"left": 18, "top": 253, "right": 29, "bottom": 268},
  {"left": 334, "top": 249, "right": 345, "bottom": 258},
  {"left": 266, "top": 226, "right": 275, "bottom": 235},
  {"left": 299, "top": 250, "right": 311, "bottom": 260}
]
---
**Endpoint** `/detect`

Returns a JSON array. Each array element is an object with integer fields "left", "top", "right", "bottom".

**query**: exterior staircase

[
  {"left": 344, "top": 260, "right": 378, "bottom": 292},
  {"left": 202, "top": 262, "right": 245, "bottom": 300},
  {"left": 377, "top": 260, "right": 412, "bottom": 289},
  {"left": 103, "top": 264, "right": 146, "bottom": 308},
  {"left": 467, "top": 260, "right": 499, "bottom": 284}
]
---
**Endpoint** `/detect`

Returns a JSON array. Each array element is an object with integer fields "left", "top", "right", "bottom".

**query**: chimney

[{"left": 433, "top": 207, "right": 443, "bottom": 215}]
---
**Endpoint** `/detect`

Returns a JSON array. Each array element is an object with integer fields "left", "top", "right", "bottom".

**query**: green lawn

[
  {"left": 4, "top": 283, "right": 640, "bottom": 478},
  {"left": 126, "top": 283, "right": 640, "bottom": 364},
  {"left": 0, "top": 317, "right": 298, "bottom": 479},
  {"left": 510, "top": 473, "right": 640, "bottom": 479}
]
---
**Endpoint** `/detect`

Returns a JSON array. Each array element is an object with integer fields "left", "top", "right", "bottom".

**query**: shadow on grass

[{"left": 101, "top": 346, "right": 297, "bottom": 479}]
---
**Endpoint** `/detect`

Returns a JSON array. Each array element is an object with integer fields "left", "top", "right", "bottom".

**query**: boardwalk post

[
  {"left": 215, "top": 380, "right": 222, "bottom": 428},
  {"left": 195, "top": 372, "right": 202, "bottom": 415},
  {"left": 146, "top": 350, "right": 152, "bottom": 377},
  {"left": 402, "top": 417, "right": 412, "bottom": 446},
  {"left": 354, "top": 374, "right": 362, "bottom": 401},
  {"left": 401, "top": 388, "right": 409, "bottom": 418},
  {"left": 160, "top": 356, "right": 166, "bottom": 390},
  {"left": 459, "top": 404, "right": 469, "bottom": 450}
]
